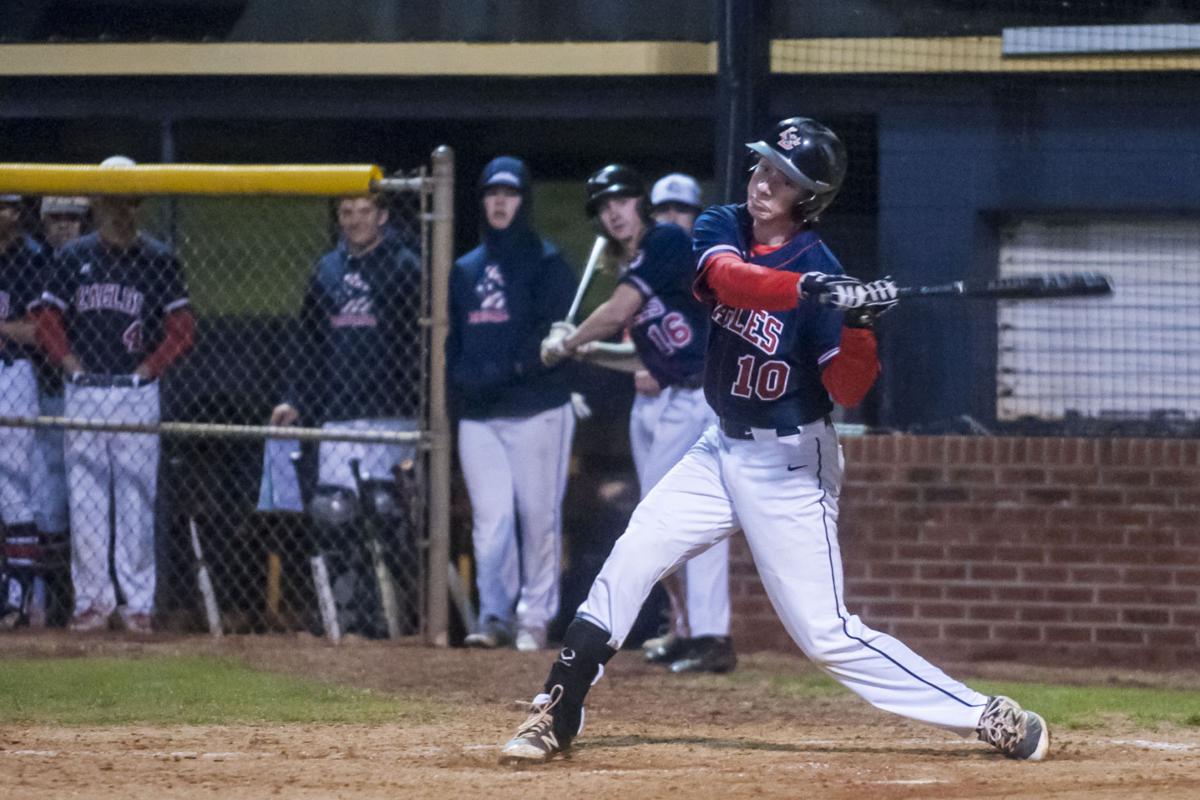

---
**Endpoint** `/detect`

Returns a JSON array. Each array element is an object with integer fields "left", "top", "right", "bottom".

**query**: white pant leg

[
  {"left": 638, "top": 387, "right": 731, "bottom": 639},
  {"left": 628, "top": 391, "right": 668, "bottom": 494},
  {"left": 578, "top": 425, "right": 739, "bottom": 649},
  {"left": 458, "top": 416, "right": 519, "bottom": 626},
  {"left": 109, "top": 383, "right": 160, "bottom": 615},
  {"left": 32, "top": 392, "right": 69, "bottom": 534},
  {"left": 64, "top": 384, "right": 116, "bottom": 615},
  {"left": 318, "top": 418, "right": 418, "bottom": 491},
  {"left": 498, "top": 402, "right": 574, "bottom": 631},
  {"left": 725, "top": 424, "right": 988, "bottom": 734},
  {"left": 0, "top": 361, "right": 38, "bottom": 526}
]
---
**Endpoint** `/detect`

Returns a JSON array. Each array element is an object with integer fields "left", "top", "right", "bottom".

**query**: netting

[
  {"left": 0, "top": 162, "right": 450, "bottom": 638},
  {"left": 772, "top": 2, "right": 1200, "bottom": 436}
]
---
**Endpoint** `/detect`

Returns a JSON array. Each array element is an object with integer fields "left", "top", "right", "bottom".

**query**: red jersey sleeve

[{"left": 821, "top": 327, "right": 879, "bottom": 408}]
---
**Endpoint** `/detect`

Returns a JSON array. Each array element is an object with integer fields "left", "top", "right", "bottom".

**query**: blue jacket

[{"left": 285, "top": 232, "right": 421, "bottom": 423}]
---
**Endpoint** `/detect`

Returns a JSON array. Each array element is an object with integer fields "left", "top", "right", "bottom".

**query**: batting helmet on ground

[{"left": 746, "top": 117, "right": 847, "bottom": 222}]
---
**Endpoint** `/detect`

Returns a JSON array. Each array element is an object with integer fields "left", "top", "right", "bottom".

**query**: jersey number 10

[{"left": 731, "top": 355, "right": 790, "bottom": 401}]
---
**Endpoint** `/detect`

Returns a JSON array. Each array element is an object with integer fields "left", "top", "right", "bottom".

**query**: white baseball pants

[
  {"left": 65, "top": 381, "right": 160, "bottom": 616},
  {"left": 0, "top": 360, "right": 37, "bottom": 527},
  {"left": 459, "top": 402, "right": 575, "bottom": 632},
  {"left": 32, "top": 392, "right": 69, "bottom": 534},
  {"left": 318, "top": 417, "right": 419, "bottom": 491},
  {"left": 579, "top": 422, "right": 990, "bottom": 734},
  {"left": 629, "top": 385, "right": 729, "bottom": 638}
]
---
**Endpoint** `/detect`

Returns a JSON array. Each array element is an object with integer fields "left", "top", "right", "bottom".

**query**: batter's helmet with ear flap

[
  {"left": 746, "top": 117, "right": 847, "bottom": 222},
  {"left": 585, "top": 164, "right": 649, "bottom": 218}
]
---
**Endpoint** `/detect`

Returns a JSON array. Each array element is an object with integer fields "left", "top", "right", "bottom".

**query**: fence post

[{"left": 425, "top": 145, "right": 454, "bottom": 646}]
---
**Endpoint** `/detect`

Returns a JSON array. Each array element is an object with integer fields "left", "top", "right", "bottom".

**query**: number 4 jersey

[
  {"left": 618, "top": 222, "right": 708, "bottom": 387},
  {"left": 693, "top": 203, "right": 844, "bottom": 429},
  {"left": 42, "top": 232, "right": 190, "bottom": 375}
]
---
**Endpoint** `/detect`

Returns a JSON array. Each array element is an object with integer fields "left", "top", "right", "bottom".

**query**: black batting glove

[{"left": 799, "top": 272, "right": 866, "bottom": 309}]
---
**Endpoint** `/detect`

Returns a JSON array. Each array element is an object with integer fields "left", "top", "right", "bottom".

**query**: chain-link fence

[
  {"left": 0, "top": 154, "right": 453, "bottom": 640},
  {"left": 772, "top": 3, "right": 1200, "bottom": 436}
]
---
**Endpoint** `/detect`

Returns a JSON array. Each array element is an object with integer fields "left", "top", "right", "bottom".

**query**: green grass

[
  {"left": 0, "top": 656, "right": 437, "bottom": 726},
  {"left": 761, "top": 670, "right": 1200, "bottom": 730}
]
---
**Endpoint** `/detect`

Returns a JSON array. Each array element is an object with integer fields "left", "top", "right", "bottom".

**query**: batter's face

[
  {"left": 338, "top": 197, "right": 387, "bottom": 251},
  {"left": 483, "top": 186, "right": 522, "bottom": 231},
  {"left": 652, "top": 203, "right": 699, "bottom": 235},
  {"left": 43, "top": 214, "right": 85, "bottom": 250},
  {"left": 597, "top": 195, "right": 644, "bottom": 245},
  {"left": 746, "top": 157, "right": 805, "bottom": 224}
]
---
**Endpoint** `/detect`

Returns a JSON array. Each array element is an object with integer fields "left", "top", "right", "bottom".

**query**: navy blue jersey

[
  {"left": 0, "top": 235, "right": 48, "bottom": 363},
  {"left": 693, "top": 204, "right": 844, "bottom": 429},
  {"left": 285, "top": 234, "right": 422, "bottom": 422},
  {"left": 43, "top": 231, "right": 189, "bottom": 375},
  {"left": 617, "top": 223, "right": 708, "bottom": 387}
]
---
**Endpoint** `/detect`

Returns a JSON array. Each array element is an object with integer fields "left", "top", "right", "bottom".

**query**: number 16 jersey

[{"left": 692, "top": 203, "right": 845, "bottom": 429}]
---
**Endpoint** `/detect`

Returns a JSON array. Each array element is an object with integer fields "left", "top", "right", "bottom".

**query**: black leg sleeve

[{"left": 543, "top": 617, "right": 617, "bottom": 745}]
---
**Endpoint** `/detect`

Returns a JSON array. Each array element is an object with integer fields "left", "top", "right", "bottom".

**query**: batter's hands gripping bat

[
  {"left": 349, "top": 458, "right": 403, "bottom": 640},
  {"left": 565, "top": 236, "right": 607, "bottom": 325},
  {"left": 896, "top": 272, "right": 1113, "bottom": 301}
]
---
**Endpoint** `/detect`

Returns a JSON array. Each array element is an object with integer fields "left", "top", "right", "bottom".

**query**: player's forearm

[
  {"left": 696, "top": 253, "right": 800, "bottom": 311},
  {"left": 565, "top": 299, "right": 633, "bottom": 351},
  {"left": 821, "top": 327, "right": 880, "bottom": 407},
  {"left": 0, "top": 319, "right": 36, "bottom": 346},
  {"left": 33, "top": 307, "right": 72, "bottom": 365},
  {"left": 139, "top": 309, "right": 196, "bottom": 378}
]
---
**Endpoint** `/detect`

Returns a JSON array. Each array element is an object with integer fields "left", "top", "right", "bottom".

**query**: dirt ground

[{"left": 2, "top": 633, "right": 1200, "bottom": 799}]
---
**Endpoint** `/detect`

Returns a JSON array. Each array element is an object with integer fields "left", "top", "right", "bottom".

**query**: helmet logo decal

[{"left": 778, "top": 126, "right": 803, "bottom": 151}]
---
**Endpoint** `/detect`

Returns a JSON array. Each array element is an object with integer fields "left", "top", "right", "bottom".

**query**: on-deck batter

[
  {"left": 499, "top": 117, "right": 1050, "bottom": 765},
  {"left": 542, "top": 165, "right": 734, "bottom": 673}
]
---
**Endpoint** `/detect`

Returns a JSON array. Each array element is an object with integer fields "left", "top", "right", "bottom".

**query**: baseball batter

[
  {"left": 501, "top": 118, "right": 1049, "bottom": 764},
  {"left": 0, "top": 194, "right": 47, "bottom": 628},
  {"left": 543, "top": 166, "right": 734, "bottom": 673},
  {"left": 36, "top": 156, "right": 196, "bottom": 634}
]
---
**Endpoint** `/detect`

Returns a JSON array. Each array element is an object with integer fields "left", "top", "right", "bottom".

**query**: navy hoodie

[{"left": 447, "top": 157, "right": 575, "bottom": 419}]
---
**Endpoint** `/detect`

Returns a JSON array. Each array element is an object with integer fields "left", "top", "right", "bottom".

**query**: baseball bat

[
  {"left": 896, "top": 272, "right": 1112, "bottom": 301},
  {"left": 349, "top": 458, "right": 403, "bottom": 640},
  {"left": 188, "top": 516, "right": 222, "bottom": 638},
  {"left": 309, "top": 554, "right": 342, "bottom": 643},
  {"left": 565, "top": 236, "right": 608, "bottom": 324}
]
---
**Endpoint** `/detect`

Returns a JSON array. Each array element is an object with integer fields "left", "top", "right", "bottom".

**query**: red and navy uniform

[
  {"left": 0, "top": 235, "right": 47, "bottom": 363},
  {"left": 40, "top": 232, "right": 189, "bottom": 374},
  {"left": 693, "top": 203, "right": 877, "bottom": 428},
  {"left": 618, "top": 223, "right": 708, "bottom": 387}
]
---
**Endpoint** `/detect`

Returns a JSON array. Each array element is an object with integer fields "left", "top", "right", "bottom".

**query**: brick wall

[{"left": 729, "top": 436, "right": 1200, "bottom": 668}]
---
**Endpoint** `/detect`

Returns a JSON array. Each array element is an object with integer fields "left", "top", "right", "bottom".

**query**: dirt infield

[{"left": 3, "top": 633, "right": 1200, "bottom": 799}]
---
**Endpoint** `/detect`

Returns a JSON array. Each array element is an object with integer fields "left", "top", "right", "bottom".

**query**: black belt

[
  {"left": 68, "top": 373, "right": 156, "bottom": 388},
  {"left": 720, "top": 414, "right": 832, "bottom": 441}
]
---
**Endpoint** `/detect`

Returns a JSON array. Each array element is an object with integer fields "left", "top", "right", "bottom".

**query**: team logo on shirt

[
  {"left": 331, "top": 271, "right": 378, "bottom": 328},
  {"left": 74, "top": 283, "right": 144, "bottom": 316},
  {"left": 778, "top": 126, "right": 802, "bottom": 151},
  {"left": 469, "top": 264, "right": 510, "bottom": 323},
  {"left": 711, "top": 303, "right": 782, "bottom": 355}
]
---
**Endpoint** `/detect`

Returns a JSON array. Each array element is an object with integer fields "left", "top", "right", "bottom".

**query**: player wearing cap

[
  {"left": 500, "top": 118, "right": 1049, "bottom": 765},
  {"left": 449, "top": 156, "right": 577, "bottom": 652},
  {"left": 543, "top": 166, "right": 735, "bottom": 673},
  {"left": 35, "top": 156, "right": 196, "bottom": 635},
  {"left": 0, "top": 194, "right": 51, "bottom": 628},
  {"left": 649, "top": 172, "right": 703, "bottom": 234},
  {"left": 40, "top": 197, "right": 90, "bottom": 252}
]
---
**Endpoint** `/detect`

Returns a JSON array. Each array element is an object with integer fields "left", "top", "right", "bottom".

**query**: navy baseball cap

[{"left": 480, "top": 156, "right": 529, "bottom": 193}]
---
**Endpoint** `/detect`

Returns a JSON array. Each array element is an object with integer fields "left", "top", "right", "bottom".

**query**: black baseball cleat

[
  {"left": 975, "top": 695, "right": 1050, "bottom": 761},
  {"left": 499, "top": 685, "right": 570, "bottom": 765},
  {"left": 643, "top": 633, "right": 692, "bottom": 664},
  {"left": 669, "top": 636, "right": 738, "bottom": 674}
]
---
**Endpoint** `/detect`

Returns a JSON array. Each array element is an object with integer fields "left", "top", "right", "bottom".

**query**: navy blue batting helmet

[{"left": 746, "top": 117, "right": 846, "bottom": 222}]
